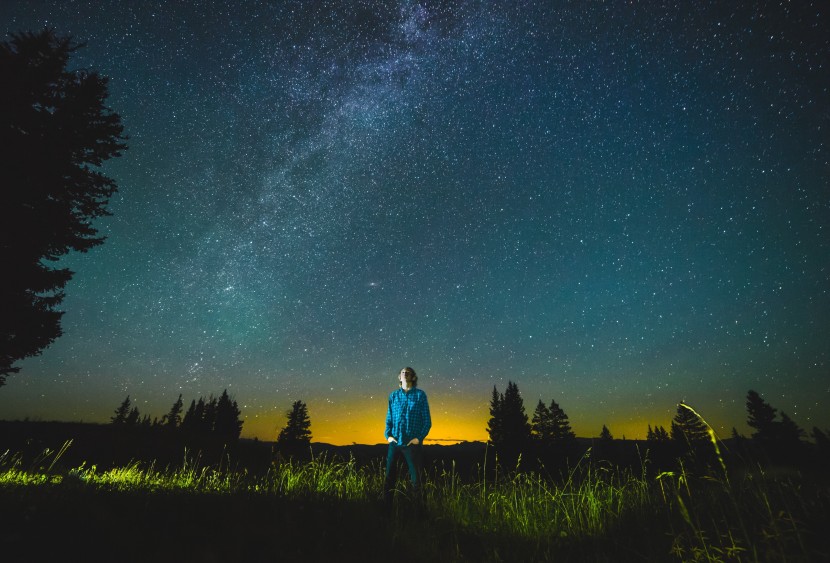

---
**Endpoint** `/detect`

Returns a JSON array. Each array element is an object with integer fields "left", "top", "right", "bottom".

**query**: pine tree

[
  {"left": 277, "top": 400, "right": 312, "bottom": 451},
  {"left": 111, "top": 396, "right": 131, "bottom": 425},
  {"left": 486, "top": 385, "right": 503, "bottom": 446},
  {"left": 1, "top": 30, "right": 126, "bottom": 384},
  {"left": 599, "top": 424, "right": 613, "bottom": 441},
  {"left": 500, "top": 381, "right": 531, "bottom": 448},
  {"left": 203, "top": 396, "right": 218, "bottom": 433},
  {"left": 746, "top": 390, "right": 777, "bottom": 443},
  {"left": 181, "top": 399, "right": 197, "bottom": 433},
  {"left": 126, "top": 406, "right": 140, "bottom": 426},
  {"left": 778, "top": 412, "right": 805, "bottom": 445},
  {"left": 671, "top": 402, "right": 709, "bottom": 452},
  {"left": 215, "top": 389, "right": 243, "bottom": 442},
  {"left": 548, "top": 399, "right": 575, "bottom": 441},
  {"left": 162, "top": 394, "right": 183, "bottom": 429},
  {"left": 531, "top": 399, "right": 552, "bottom": 443}
]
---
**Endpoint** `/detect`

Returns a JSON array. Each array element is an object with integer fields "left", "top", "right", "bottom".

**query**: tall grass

[{"left": 2, "top": 433, "right": 827, "bottom": 562}]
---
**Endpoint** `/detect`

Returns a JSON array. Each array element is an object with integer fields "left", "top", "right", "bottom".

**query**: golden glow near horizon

[
  {"left": 243, "top": 392, "right": 492, "bottom": 446},
  {"left": 241, "top": 393, "right": 741, "bottom": 445}
]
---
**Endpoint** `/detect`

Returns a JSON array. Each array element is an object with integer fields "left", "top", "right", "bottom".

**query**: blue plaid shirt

[{"left": 385, "top": 387, "right": 431, "bottom": 445}]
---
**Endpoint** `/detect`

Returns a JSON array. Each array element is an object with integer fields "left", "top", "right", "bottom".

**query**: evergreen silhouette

[
  {"left": 745, "top": 390, "right": 806, "bottom": 460},
  {"left": 486, "top": 381, "right": 531, "bottom": 455},
  {"left": 548, "top": 399, "right": 575, "bottom": 442},
  {"left": 486, "top": 385, "right": 504, "bottom": 446},
  {"left": 162, "top": 394, "right": 184, "bottom": 429},
  {"left": 646, "top": 424, "right": 670, "bottom": 443},
  {"left": 0, "top": 29, "right": 126, "bottom": 385},
  {"left": 746, "top": 390, "right": 777, "bottom": 443},
  {"left": 177, "top": 391, "right": 243, "bottom": 442},
  {"left": 671, "top": 403, "right": 709, "bottom": 443},
  {"left": 531, "top": 398, "right": 574, "bottom": 445},
  {"left": 531, "top": 400, "right": 552, "bottom": 443},
  {"left": 599, "top": 425, "right": 613, "bottom": 441},
  {"left": 277, "top": 400, "right": 312, "bottom": 453},
  {"left": 214, "top": 389, "right": 243, "bottom": 442},
  {"left": 125, "top": 406, "right": 140, "bottom": 426},
  {"left": 111, "top": 395, "right": 131, "bottom": 425}
]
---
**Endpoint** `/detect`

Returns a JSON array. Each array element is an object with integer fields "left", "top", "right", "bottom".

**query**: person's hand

[
  {"left": 407, "top": 438, "right": 420, "bottom": 446},
  {"left": 388, "top": 436, "right": 397, "bottom": 443}
]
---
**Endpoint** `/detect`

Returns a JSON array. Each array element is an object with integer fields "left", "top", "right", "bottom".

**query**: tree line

[
  {"left": 110, "top": 390, "right": 243, "bottom": 444},
  {"left": 486, "top": 381, "right": 828, "bottom": 469},
  {"left": 109, "top": 393, "right": 312, "bottom": 454}
]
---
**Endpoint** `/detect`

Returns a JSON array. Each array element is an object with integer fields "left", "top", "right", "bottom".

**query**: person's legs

[
  {"left": 383, "top": 442, "right": 397, "bottom": 504},
  {"left": 398, "top": 444, "right": 423, "bottom": 494}
]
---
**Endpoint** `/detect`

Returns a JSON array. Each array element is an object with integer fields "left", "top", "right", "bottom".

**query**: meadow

[{"left": 1, "top": 437, "right": 827, "bottom": 562}]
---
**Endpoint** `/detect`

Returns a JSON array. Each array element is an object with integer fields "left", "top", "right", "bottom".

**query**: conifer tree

[
  {"left": 203, "top": 395, "right": 218, "bottom": 433},
  {"left": 162, "top": 394, "right": 183, "bottom": 429},
  {"left": 599, "top": 424, "right": 613, "bottom": 441},
  {"left": 548, "top": 399, "right": 575, "bottom": 441},
  {"left": 778, "top": 412, "right": 805, "bottom": 445},
  {"left": 277, "top": 400, "right": 312, "bottom": 451},
  {"left": 746, "top": 390, "right": 777, "bottom": 443},
  {"left": 486, "top": 385, "right": 503, "bottom": 446},
  {"left": 1, "top": 30, "right": 126, "bottom": 384},
  {"left": 215, "top": 389, "right": 243, "bottom": 442},
  {"left": 531, "top": 399, "right": 552, "bottom": 443},
  {"left": 671, "top": 402, "right": 709, "bottom": 452},
  {"left": 111, "top": 395, "right": 131, "bottom": 425},
  {"left": 500, "top": 381, "right": 531, "bottom": 448},
  {"left": 126, "top": 406, "right": 140, "bottom": 426}
]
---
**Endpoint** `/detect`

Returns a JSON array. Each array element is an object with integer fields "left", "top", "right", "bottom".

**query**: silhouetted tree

[
  {"left": 162, "top": 394, "right": 183, "bottom": 429},
  {"left": 531, "top": 397, "right": 576, "bottom": 471},
  {"left": 181, "top": 399, "right": 198, "bottom": 433},
  {"left": 778, "top": 412, "right": 805, "bottom": 444},
  {"left": 599, "top": 425, "right": 613, "bottom": 441},
  {"left": 203, "top": 396, "right": 218, "bottom": 433},
  {"left": 548, "top": 399, "right": 575, "bottom": 442},
  {"left": 647, "top": 424, "right": 670, "bottom": 443},
  {"left": 486, "top": 385, "right": 503, "bottom": 445},
  {"left": 531, "top": 400, "right": 552, "bottom": 443},
  {"left": 746, "top": 390, "right": 777, "bottom": 443},
  {"left": 125, "top": 406, "right": 140, "bottom": 426},
  {"left": 671, "top": 402, "right": 712, "bottom": 464},
  {"left": 214, "top": 389, "right": 243, "bottom": 442},
  {"left": 502, "top": 382, "right": 531, "bottom": 446},
  {"left": 745, "top": 390, "right": 806, "bottom": 462},
  {"left": 111, "top": 395, "right": 131, "bottom": 425},
  {"left": 277, "top": 400, "right": 312, "bottom": 453},
  {"left": 487, "top": 381, "right": 531, "bottom": 463},
  {"left": 0, "top": 29, "right": 126, "bottom": 385}
]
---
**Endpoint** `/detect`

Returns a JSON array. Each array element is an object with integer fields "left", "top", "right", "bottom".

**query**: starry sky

[{"left": 1, "top": 1, "right": 828, "bottom": 445}]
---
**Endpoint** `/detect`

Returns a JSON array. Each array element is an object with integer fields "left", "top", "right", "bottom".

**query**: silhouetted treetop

[
  {"left": 277, "top": 400, "right": 312, "bottom": 452},
  {"left": 486, "top": 381, "right": 531, "bottom": 451},
  {"left": 0, "top": 29, "right": 126, "bottom": 385}
]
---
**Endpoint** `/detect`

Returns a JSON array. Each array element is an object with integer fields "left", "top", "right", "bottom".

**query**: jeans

[{"left": 384, "top": 442, "right": 423, "bottom": 503}]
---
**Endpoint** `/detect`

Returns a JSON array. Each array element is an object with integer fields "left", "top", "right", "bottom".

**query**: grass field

[{"left": 1, "top": 441, "right": 828, "bottom": 562}]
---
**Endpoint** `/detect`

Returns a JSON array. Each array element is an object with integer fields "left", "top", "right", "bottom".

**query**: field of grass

[{"left": 1, "top": 440, "right": 828, "bottom": 563}]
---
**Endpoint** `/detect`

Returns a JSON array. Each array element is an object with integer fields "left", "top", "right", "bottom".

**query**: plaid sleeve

[{"left": 416, "top": 390, "right": 431, "bottom": 442}]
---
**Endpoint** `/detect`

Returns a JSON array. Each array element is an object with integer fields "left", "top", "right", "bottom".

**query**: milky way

[{"left": 1, "top": 1, "right": 827, "bottom": 444}]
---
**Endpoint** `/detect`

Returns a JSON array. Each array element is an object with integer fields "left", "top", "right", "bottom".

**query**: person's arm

[
  {"left": 419, "top": 391, "right": 431, "bottom": 443},
  {"left": 385, "top": 394, "right": 396, "bottom": 442},
  {"left": 408, "top": 391, "right": 431, "bottom": 445}
]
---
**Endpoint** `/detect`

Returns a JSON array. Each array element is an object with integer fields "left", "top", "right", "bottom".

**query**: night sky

[{"left": 1, "top": 1, "right": 827, "bottom": 445}]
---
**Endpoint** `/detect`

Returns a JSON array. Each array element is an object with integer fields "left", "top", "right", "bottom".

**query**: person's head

[{"left": 398, "top": 367, "right": 417, "bottom": 388}]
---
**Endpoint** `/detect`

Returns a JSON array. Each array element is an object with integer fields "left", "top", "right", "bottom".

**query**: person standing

[{"left": 384, "top": 366, "right": 431, "bottom": 505}]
